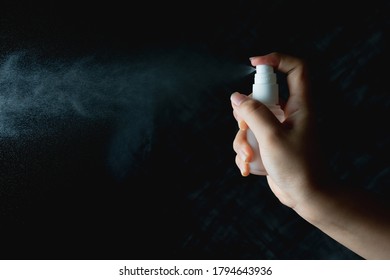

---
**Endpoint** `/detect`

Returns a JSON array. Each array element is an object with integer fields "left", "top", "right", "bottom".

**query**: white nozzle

[{"left": 252, "top": 65, "right": 279, "bottom": 105}]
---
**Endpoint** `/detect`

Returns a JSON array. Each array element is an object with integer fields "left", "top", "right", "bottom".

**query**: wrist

[
  {"left": 293, "top": 189, "right": 330, "bottom": 226},
  {"left": 290, "top": 163, "right": 337, "bottom": 224},
  {"left": 291, "top": 178, "right": 338, "bottom": 226}
]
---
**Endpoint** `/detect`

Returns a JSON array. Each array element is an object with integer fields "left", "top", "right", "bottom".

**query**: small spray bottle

[{"left": 247, "top": 65, "right": 285, "bottom": 175}]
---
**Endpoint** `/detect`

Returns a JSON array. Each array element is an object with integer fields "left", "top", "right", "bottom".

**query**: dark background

[{"left": 1, "top": 0, "right": 389, "bottom": 259}]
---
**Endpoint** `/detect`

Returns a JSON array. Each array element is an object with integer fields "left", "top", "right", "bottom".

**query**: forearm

[{"left": 294, "top": 184, "right": 390, "bottom": 259}]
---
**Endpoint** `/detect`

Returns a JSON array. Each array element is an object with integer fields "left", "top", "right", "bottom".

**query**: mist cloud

[{"left": 0, "top": 47, "right": 253, "bottom": 179}]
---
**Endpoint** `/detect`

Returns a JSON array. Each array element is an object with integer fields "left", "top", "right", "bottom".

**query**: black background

[{"left": 1, "top": 0, "right": 389, "bottom": 259}]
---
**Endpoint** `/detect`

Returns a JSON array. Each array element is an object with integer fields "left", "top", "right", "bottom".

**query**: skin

[{"left": 230, "top": 52, "right": 390, "bottom": 260}]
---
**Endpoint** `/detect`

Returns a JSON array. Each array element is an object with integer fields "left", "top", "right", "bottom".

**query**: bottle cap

[{"left": 252, "top": 65, "right": 279, "bottom": 105}]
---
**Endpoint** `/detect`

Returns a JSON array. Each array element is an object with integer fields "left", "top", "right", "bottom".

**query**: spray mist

[{"left": 247, "top": 65, "right": 285, "bottom": 175}]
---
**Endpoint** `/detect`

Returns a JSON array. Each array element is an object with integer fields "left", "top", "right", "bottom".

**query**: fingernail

[
  {"left": 249, "top": 57, "right": 255, "bottom": 60},
  {"left": 241, "top": 163, "right": 250, "bottom": 177},
  {"left": 238, "top": 120, "right": 247, "bottom": 131},
  {"left": 230, "top": 92, "right": 247, "bottom": 106}
]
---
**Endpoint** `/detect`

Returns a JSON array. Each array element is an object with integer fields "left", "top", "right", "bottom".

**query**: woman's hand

[{"left": 231, "top": 52, "right": 322, "bottom": 209}]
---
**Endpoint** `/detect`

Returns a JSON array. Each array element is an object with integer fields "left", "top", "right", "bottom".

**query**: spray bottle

[{"left": 247, "top": 64, "right": 285, "bottom": 175}]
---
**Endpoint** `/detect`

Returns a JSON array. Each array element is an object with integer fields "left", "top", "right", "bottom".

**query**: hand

[
  {"left": 230, "top": 52, "right": 390, "bottom": 260},
  {"left": 231, "top": 52, "right": 325, "bottom": 209}
]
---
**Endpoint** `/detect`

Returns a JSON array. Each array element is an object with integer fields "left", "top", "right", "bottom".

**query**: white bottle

[{"left": 247, "top": 65, "right": 285, "bottom": 175}]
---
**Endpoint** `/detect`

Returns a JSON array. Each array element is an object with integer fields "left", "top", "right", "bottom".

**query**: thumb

[{"left": 230, "top": 92, "right": 283, "bottom": 143}]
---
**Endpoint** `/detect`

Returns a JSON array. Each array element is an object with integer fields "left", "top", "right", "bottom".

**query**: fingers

[
  {"left": 235, "top": 154, "right": 250, "bottom": 177},
  {"left": 232, "top": 111, "right": 268, "bottom": 176},
  {"left": 233, "top": 126, "right": 251, "bottom": 176},
  {"left": 249, "top": 52, "right": 311, "bottom": 117},
  {"left": 235, "top": 153, "right": 268, "bottom": 176},
  {"left": 233, "top": 129, "right": 252, "bottom": 163}
]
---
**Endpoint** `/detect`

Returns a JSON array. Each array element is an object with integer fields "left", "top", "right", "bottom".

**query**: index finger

[{"left": 249, "top": 52, "right": 311, "bottom": 115}]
